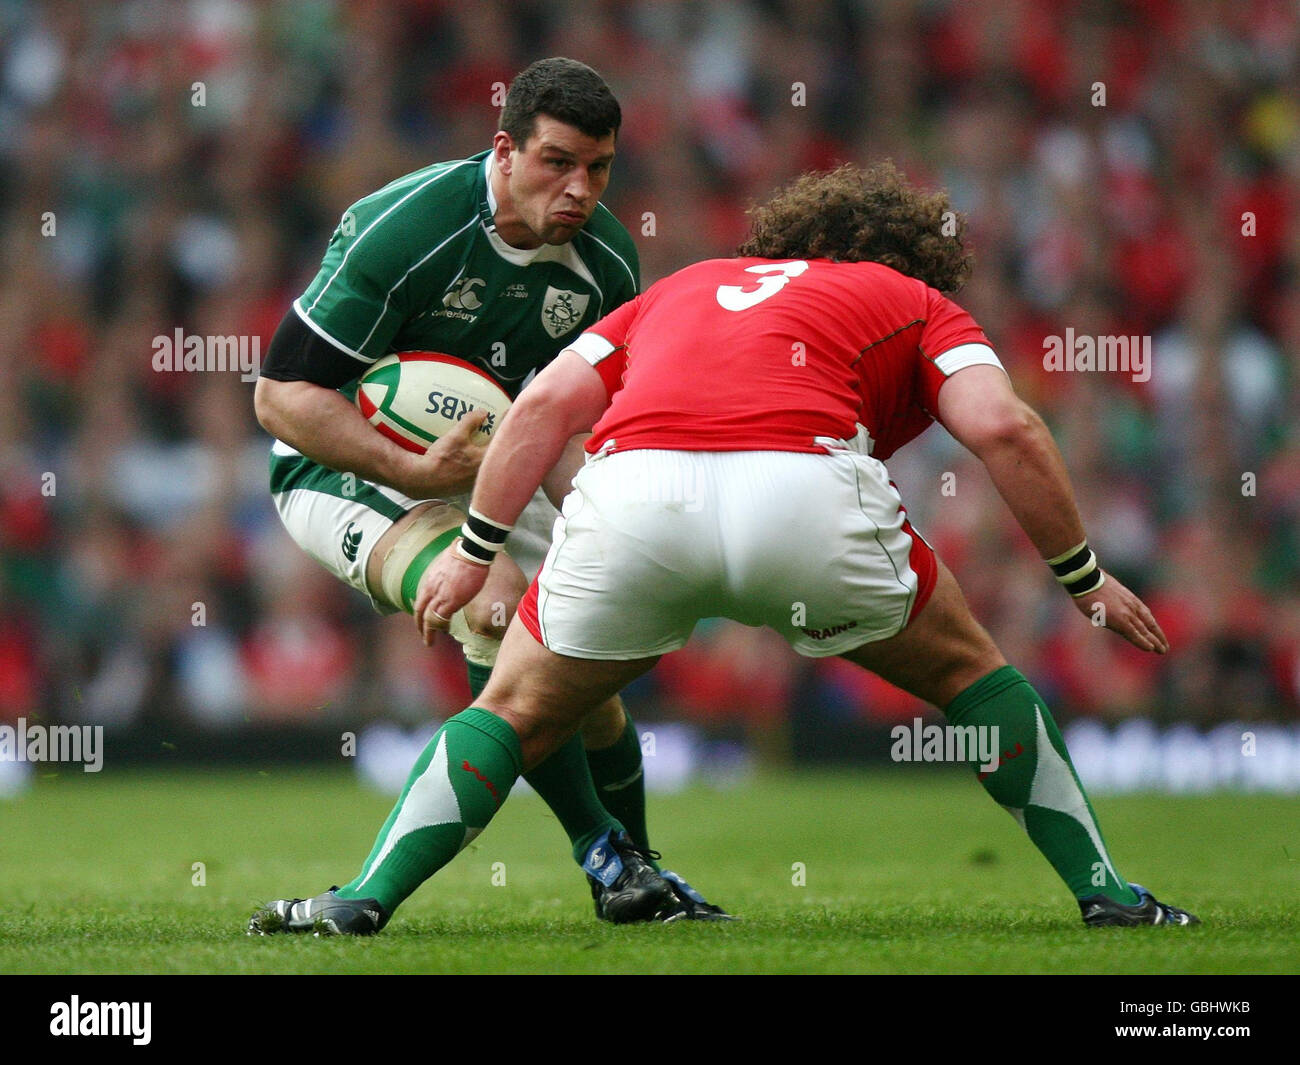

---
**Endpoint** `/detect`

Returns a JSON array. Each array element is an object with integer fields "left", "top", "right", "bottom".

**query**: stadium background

[{"left": 1, "top": 0, "right": 1297, "bottom": 792}]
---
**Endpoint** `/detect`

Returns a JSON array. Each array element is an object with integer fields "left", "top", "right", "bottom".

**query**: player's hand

[
  {"left": 1071, "top": 570, "right": 1169, "bottom": 654},
  {"left": 413, "top": 547, "right": 490, "bottom": 645},
  {"left": 402, "top": 410, "right": 489, "bottom": 497}
]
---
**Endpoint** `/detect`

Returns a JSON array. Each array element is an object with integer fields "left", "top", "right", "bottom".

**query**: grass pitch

[{"left": 0, "top": 766, "right": 1295, "bottom": 975}]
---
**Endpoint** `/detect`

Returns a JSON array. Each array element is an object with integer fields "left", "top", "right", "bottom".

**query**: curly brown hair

[{"left": 737, "top": 161, "right": 973, "bottom": 293}]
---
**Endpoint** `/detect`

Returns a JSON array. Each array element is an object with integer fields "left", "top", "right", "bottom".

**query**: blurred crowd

[{"left": 1, "top": 0, "right": 1297, "bottom": 748}]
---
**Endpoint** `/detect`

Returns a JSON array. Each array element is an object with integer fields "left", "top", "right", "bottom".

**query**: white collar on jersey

[{"left": 482, "top": 154, "right": 595, "bottom": 279}]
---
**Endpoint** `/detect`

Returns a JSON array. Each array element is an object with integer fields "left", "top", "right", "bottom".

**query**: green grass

[{"left": 0, "top": 766, "right": 1295, "bottom": 974}]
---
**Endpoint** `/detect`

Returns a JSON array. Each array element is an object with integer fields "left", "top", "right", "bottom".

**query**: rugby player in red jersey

[{"left": 416, "top": 164, "right": 1197, "bottom": 926}]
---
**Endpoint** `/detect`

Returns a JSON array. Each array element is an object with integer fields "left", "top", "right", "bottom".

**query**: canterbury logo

[
  {"left": 341, "top": 521, "right": 363, "bottom": 562},
  {"left": 588, "top": 847, "right": 606, "bottom": 869},
  {"left": 461, "top": 759, "right": 500, "bottom": 803},
  {"left": 443, "top": 276, "right": 485, "bottom": 311}
]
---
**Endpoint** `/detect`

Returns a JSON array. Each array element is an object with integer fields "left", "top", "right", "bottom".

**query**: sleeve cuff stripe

[
  {"left": 292, "top": 301, "right": 374, "bottom": 364},
  {"left": 933, "top": 342, "right": 1003, "bottom": 376},
  {"left": 567, "top": 332, "right": 618, "bottom": 366}
]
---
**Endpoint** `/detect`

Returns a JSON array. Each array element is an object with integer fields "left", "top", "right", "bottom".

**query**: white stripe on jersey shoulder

[
  {"left": 567, "top": 332, "right": 617, "bottom": 366},
  {"left": 583, "top": 213, "right": 638, "bottom": 293},
  {"left": 933, "top": 342, "right": 1004, "bottom": 376},
  {"left": 306, "top": 159, "right": 479, "bottom": 317},
  {"left": 293, "top": 299, "right": 373, "bottom": 363},
  {"left": 356, "top": 214, "right": 479, "bottom": 351}
]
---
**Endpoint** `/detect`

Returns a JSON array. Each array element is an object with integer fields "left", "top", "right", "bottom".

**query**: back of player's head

[
  {"left": 500, "top": 57, "right": 621, "bottom": 148},
  {"left": 738, "top": 162, "right": 974, "bottom": 293}
]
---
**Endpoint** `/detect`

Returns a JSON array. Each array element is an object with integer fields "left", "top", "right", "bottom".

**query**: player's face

[{"left": 491, "top": 116, "right": 615, "bottom": 249}]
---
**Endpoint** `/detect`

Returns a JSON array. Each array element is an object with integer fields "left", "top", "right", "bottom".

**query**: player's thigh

[
  {"left": 839, "top": 559, "right": 1005, "bottom": 708},
  {"left": 480, "top": 618, "right": 658, "bottom": 771},
  {"left": 271, "top": 460, "right": 414, "bottom": 612},
  {"left": 272, "top": 453, "right": 529, "bottom": 641},
  {"left": 366, "top": 501, "right": 436, "bottom": 598},
  {"left": 371, "top": 501, "right": 527, "bottom": 637},
  {"left": 365, "top": 499, "right": 461, "bottom": 610}
]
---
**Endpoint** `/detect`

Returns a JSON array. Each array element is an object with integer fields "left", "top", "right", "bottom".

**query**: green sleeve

[{"left": 294, "top": 207, "right": 419, "bottom": 362}]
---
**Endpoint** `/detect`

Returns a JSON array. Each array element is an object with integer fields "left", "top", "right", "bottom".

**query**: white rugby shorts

[
  {"left": 269, "top": 439, "right": 559, "bottom": 613},
  {"left": 517, "top": 442, "right": 937, "bottom": 659}
]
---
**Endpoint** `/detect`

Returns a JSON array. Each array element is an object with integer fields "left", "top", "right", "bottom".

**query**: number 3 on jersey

[{"left": 715, "top": 260, "right": 809, "bottom": 311}]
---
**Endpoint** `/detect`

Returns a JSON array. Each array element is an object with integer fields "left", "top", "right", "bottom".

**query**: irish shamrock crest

[{"left": 540, "top": 286, "right": 590, "bottom": 339}]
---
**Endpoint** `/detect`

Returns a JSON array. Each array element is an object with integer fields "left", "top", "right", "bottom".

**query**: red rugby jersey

[{"left": 568, "top": 257, "right": 999, "bottom": 460}]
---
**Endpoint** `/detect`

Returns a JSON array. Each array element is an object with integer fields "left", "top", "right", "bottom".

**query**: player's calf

[{"left": 840, "top": 562, "right": 1196, "bottom": 924}]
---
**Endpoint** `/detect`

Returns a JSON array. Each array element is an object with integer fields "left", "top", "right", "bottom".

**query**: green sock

[
  {"left": 945, "top": 666, "right": 1139, "bottom": 905},
  {"left": 584, "top": 715, "right": 651, "bottom": 850},
  {"left": 466, "top": 658, "right": 621, "bottom": 864},
  {"left": 336, "top": 707, "right": 522, "bottom": 914},
  {"left": 465, "top": 660, "right": 493, "bottom": 699}
]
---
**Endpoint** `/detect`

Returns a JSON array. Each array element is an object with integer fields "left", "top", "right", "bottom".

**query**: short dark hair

[
  {"left": 738, "top": 162, "right": 974, "bottom": 293},
  {"left": 499, "top": 57, "right": 621, "bottom": 147}
]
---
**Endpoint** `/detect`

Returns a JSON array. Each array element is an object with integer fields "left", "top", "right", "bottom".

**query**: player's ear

[{"left": 492, "top": 131, "right": 515, "bottom": 175}]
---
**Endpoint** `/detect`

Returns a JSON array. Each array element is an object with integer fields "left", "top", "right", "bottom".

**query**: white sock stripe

[
  {"left": 355, "top": 732, "right": 464, "bottom": 894},
  {"left": 1026, "top": 706, "right": 1121, "bottom": 886}
]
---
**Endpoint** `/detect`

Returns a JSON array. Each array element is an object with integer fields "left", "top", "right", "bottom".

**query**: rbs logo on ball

[{"left": 426, "top": 390, "right": 497, "bottom": 435}]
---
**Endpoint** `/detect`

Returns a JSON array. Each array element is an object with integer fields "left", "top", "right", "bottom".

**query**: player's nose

[{"left": 565, "top": 169, "right": 592, "bottom": 201}]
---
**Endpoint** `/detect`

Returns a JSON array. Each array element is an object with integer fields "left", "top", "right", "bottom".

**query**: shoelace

[{"left": 614, "top": 840, "right": 662, "bottom": 864}]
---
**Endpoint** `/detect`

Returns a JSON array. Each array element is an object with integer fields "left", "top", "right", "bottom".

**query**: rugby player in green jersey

[{"left": 249, "top": 59, "right": 726, "bottom": 934}]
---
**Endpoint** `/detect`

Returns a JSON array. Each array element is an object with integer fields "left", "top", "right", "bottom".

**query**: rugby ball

[{"left": 356, "top": 352, "right": 512, "bottom": 454}]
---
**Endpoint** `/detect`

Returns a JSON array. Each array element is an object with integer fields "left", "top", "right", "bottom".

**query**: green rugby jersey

[{"left": 294, "top": 149, "right": 640, "bottom": 399}]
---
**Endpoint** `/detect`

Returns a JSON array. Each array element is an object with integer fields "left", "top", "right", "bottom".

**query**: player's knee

[
  {"left": 580, "top": 698, "right": 629, "bottom": 748},
  {"left": 464, "top": 556, "right": 528, "bottom": 639},
  {"left": 463, "top": 596, "right": 515, "bottom": 640}
]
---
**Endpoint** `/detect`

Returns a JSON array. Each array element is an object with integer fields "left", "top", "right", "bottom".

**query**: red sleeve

[
  {"left": 916, "top": 289, "right": 990, "bottom": 415},
  {"left": 573, "top": 295, "right": 642, "bottom": 403},
  {"left": 592, "top": 347, "right": 629, "bottom": 404},
  {"left": 586, "top": 295, "right": 641, "bottom": 348}
]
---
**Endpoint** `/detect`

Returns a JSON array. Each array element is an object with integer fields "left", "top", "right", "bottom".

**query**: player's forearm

[
  {"left": 254, "top": 377, "right": 426, "bottom": 495},
  {"left": 974, "top": 410, "right": 1089, "bottom": 560},
  {"left": 470, "top": 395, "right": 575, "bottom": 527}
]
